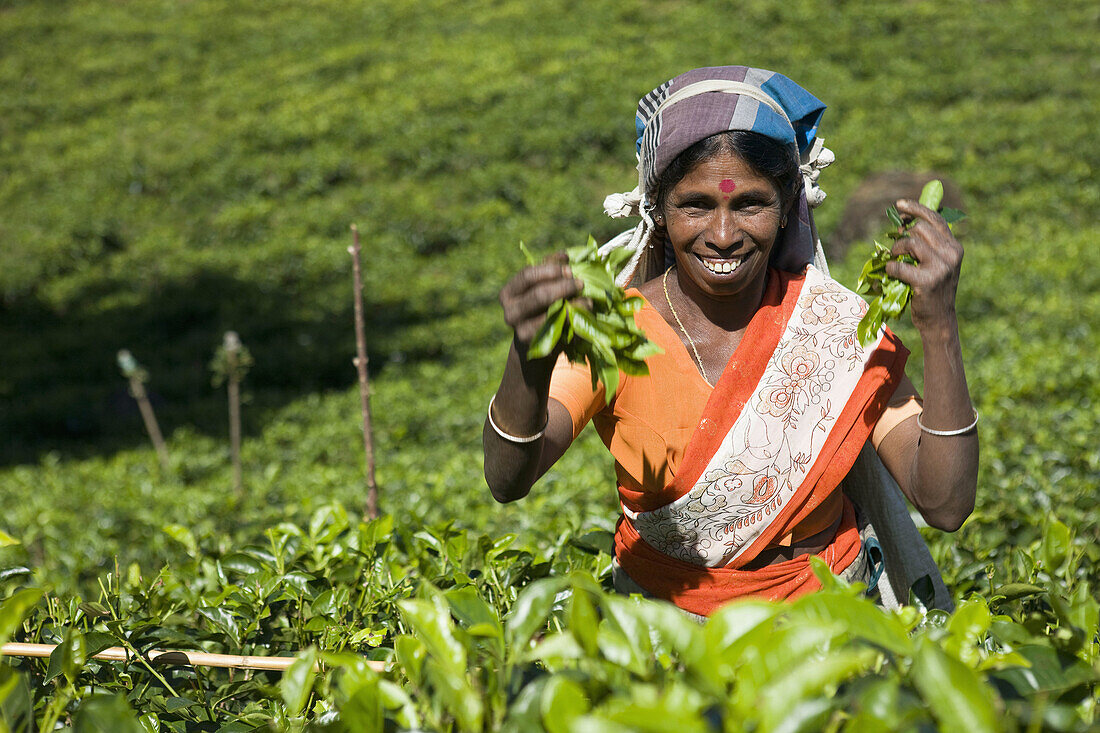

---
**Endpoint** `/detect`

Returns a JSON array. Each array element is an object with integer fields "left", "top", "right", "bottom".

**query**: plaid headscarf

[{"left": 600, "top": 66, "right": 834, "bottom": 285}]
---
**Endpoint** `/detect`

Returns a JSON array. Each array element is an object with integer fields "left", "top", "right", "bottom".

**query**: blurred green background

[{"left": 0, "top": 0, "right": 1096, "bottom": 592}]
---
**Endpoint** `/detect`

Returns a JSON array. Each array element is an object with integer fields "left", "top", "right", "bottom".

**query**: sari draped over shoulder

[{"left": 613, "top": 265, "right": 908, "bottom": 616}]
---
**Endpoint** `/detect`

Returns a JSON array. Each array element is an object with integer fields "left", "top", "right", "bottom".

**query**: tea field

[{"left": 0, "top": 0, "right": 1097, "bottom": 729}]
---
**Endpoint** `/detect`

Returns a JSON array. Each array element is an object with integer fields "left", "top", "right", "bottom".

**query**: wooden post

[
  {"left": 349, "top": 224, "right": 379, "bottom": 520},
  {"left": 117, "top": 350, "right": 170, "bottom": 472},
  {"left": 224, "top": 331, "right": 244, "bottom": 496}
]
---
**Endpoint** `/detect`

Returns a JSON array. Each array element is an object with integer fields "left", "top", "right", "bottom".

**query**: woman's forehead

[{"left": 674, "top": 152, "right": 775, "bottom": 191}]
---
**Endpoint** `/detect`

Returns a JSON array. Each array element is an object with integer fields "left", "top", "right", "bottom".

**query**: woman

[{"left": 483, "top": 66, "right": 978, "bottom": 617}]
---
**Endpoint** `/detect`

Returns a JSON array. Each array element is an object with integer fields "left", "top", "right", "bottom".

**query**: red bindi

[{"left": 719, "top": 179, "right": 737, "bottom": 193}]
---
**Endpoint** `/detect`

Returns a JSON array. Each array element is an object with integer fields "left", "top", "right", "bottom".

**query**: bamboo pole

[
  {"left": 0, "top": 643, "right": 385, "bottom": 673},
  {"left": 348, "top": 224, "right": 379, "bottom": 520}
]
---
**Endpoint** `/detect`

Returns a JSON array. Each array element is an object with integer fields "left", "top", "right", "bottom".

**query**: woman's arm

[
  {"left": 483, "top": 258, "right": 582, "bottom": 502},
  {"left": 873, "top": 198, "right": 979, "bottom": 531}
]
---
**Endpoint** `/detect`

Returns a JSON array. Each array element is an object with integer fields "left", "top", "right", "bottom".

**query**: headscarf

[{"left": 599, "top": 66, "right": 835, "bottom": 286}]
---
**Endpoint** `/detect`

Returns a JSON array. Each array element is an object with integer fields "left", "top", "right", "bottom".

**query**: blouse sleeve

[
  {"left": 547, "top": 354, "right": 606, "bottom": 441},
  {"left": 870, "top": 376, "right": 924, "bottom": 449}
]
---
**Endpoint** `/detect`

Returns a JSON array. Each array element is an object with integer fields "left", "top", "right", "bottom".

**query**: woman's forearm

[
  {"left": 483, "top": 256, "right": 584, "bottom": 502},
  {"left": 907, "top": 317, "right": 979, "bottom": 530},
  {"left": 482, "top": 340, "right": 555, "bottom": 502}
]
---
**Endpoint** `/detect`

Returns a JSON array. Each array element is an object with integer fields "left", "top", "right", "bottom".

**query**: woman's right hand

[{"left": 499, "top": 254, "right": 583, "bottom": 366}]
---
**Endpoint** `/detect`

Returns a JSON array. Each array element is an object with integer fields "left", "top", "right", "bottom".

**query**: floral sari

[{"left": 613, "top": 265, "right": 908, "bottom": 616}]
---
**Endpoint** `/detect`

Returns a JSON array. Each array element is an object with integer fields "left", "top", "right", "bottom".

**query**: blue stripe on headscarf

[{"left": 757, "top": 73, "right": 825, "bottom": 156}]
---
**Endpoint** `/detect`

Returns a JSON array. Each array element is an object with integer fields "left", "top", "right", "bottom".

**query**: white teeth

[{"left": 702, "top": 258, "right": 741, "bottom": 274}]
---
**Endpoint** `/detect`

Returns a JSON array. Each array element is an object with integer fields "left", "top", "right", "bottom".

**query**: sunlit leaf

[
  {"left": 909, "top": 637, "right": 999, "bottom": 733},
  {"left": 507, "top": 577, "right": 568, "bottom": 651},
  {"left": 72, "top": 693, "right": 146, "bottom": 732},
  {"left": 541, "top": 675, "right": 589, "bottom": 733},
  {"left": 279, "top": 646, "right": 318, "bottom": 717},
  {"left": 1041, "top": 519, "right": 1072, "bottom": 573},
  {"left": 398, "top": 594, "right": 466, "bottom": 677},
  {"left": 0, "top": 588, "right": 42, "bottom": 648}
]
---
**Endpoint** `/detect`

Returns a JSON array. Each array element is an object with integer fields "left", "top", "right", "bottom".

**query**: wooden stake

[
  {"left": 117, "top": 350, "right": 170, "bottom": 472},
  {"left": 349, "top": 224, "right": 379, "bottom": 520},
  {"left": 1, "top": 643, "right": 385, "bottom": 673},
  {"left": 224, "top": 331, "right": 244, "bottom": 496}
]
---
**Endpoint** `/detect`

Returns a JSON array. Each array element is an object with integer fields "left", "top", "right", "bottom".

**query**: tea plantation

[{"left": 1, "top": 0, "right": 1097, "bottom": 729}]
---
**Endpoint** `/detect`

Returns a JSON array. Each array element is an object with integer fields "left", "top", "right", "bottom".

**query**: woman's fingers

[
  {"left": 501, "top": 262, "right": 572, "bottom": 299},
  {"left": 886, "top": 199, "right": 964, "bottom": 328},
  {"left": 499, "top": 253, "right": 584, "bottom": 349},
  {"left": 884, "top": 256, "right": 920, "bottom": 283},
  {"left": 509, "top": 279, "right": 583, "bottom": 326},
  {"left": 894, "top": 198, "right": 950, "bottom": 233}
]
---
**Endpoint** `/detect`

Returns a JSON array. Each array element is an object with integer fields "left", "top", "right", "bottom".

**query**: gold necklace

[{"left": 663, "top": 268, "right": 712, "bottom": 385}]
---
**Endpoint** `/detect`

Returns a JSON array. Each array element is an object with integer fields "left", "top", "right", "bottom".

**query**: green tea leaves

[
  {"left": 523, "top": 238, "right": 662, "bottom": 403},
  {"left": 855, "top": 180, "right": 966, "bottom": 346},
  {"left": 918, "top": 179, "right": 945, "bottom": 210}
]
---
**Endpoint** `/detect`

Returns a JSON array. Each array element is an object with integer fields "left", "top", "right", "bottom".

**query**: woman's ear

[
  {"left": 652, "top": 202, "right": 667, "bottom": 231},
  {"left": 780, "top": 195, "right": 797, "bottom": 227}
]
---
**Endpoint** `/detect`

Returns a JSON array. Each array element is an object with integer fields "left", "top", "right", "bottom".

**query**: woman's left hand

[{"left": 884, "top": 198, "right": 963, "bottom": 334}]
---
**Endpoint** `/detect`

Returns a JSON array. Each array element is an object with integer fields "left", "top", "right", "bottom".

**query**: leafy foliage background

[{"left": 0, "top": 0, "right": 1097, "bottom": 729}]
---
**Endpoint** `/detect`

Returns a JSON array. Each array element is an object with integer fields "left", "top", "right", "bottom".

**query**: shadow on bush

[{"left": 0, "top": 269, "right": 455, "bottom": 465}]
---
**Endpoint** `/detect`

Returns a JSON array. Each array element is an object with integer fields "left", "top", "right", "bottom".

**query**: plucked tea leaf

[
  {"left": 887, "top": 206, "right": 904, "bottom": 229},
  {"left": 854, "top": 180, "right": 965, "bottom": 345},
  {"left": 527, "top": 301, "right": 567, "bottom": 360},
  {"left": 519, "top": 241, "right": 537, "bottom": 267},
  {"left": 940, "top": 207, "right": 967, "bottom": 226},
  {"left": 919, "top": 179, "right": 944, "bottom": 210},
  {"left": 521, "top": 239, "right": 661, "bottom": 400}
]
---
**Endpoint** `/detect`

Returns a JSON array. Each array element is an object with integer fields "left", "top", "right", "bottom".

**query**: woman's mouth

[{"left": 698, "top": 255, "right": 744, "bottom": 275}]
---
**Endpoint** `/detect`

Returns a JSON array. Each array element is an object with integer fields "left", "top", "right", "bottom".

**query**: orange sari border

[{"left": 615, "top": 498, "right": 862, "bottom": 616}]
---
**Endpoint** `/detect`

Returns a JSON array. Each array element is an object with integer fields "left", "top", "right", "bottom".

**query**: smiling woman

[{"left": 483, "top": 66, "right": 979, "bottom": 617}]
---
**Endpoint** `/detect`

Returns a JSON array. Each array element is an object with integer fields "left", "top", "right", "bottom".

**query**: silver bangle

[
  {"left": 916, "top": 409, "right": 979, "bottom": 436},
  {"left": 487, "top": 395, "right": 547, "bottom": 444}
]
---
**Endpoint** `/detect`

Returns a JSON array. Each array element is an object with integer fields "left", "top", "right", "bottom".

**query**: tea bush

[
  {"left": 0, "top": 508, "right": 1096, "bottom": 730},
  {"left": 1, "top": 0, "right": 1097, "bottom": 728}
]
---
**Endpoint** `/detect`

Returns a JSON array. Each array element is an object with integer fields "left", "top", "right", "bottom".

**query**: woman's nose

[{"left": 708, "top": 209, "right": 740, "bottom": 249}]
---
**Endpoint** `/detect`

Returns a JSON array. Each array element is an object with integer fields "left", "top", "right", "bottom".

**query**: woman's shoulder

[{"left": 627, "top": 279, "right": 661, "bottom": 306}]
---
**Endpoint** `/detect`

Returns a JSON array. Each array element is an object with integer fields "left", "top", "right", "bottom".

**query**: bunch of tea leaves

[
  {"left": 856, "top": 180, "right": 967, "bottom": 346},
  {"left": 521, "top": 237, "right": 662, "bottom": 403}
]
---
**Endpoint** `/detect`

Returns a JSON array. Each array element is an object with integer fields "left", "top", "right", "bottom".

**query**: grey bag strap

[{"left": 842, "top": 442, "right": 955, "bottom": 611}]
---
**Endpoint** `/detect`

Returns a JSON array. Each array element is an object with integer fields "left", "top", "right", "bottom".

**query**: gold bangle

[{"left": 487, "top": 395, "right": 547, "bottom": 444}]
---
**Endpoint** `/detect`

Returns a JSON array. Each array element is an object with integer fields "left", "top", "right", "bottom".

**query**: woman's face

[{"left": 660, "top": 148, "right": 786, "bottom": 301}]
